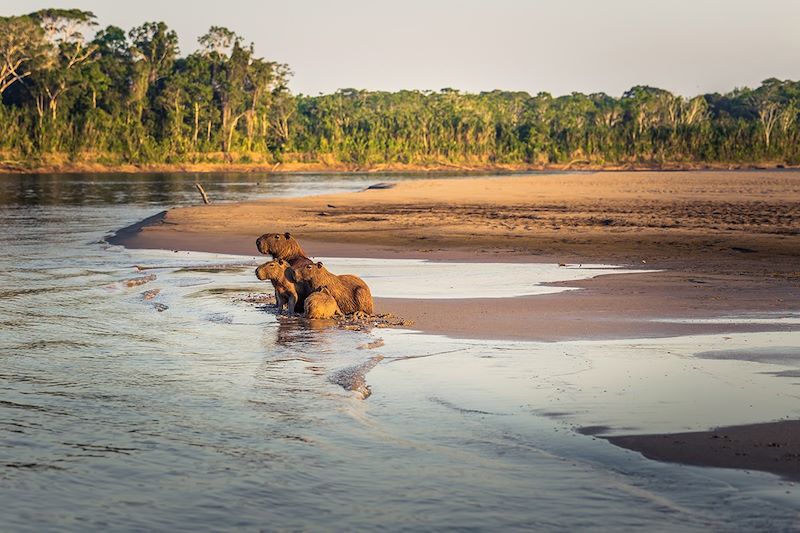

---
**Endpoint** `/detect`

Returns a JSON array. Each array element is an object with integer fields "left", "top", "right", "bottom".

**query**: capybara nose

[{"left": 256, "top": 236, "right": 265, "bottom": 253}]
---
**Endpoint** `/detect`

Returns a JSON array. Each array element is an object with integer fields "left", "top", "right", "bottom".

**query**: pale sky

[{"left": 4, "top": 0, "right": 800, "bottom": 97}]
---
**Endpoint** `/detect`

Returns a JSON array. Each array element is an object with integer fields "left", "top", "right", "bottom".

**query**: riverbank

[
  {"left": 111, "top": 170, "right": 800, "bottom": 341},
  {"left": 107, "top": 169, "right": 800, "bottom": 488},
  {"left": 1, "top": 158, "right": 797, "bottom": 175}
]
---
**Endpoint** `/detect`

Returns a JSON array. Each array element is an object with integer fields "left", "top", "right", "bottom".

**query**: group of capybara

[{"left": 255, "top": 232, "right": 374, "bottom": 320}]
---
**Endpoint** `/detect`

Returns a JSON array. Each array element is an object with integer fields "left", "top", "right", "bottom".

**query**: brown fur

[
  {"left": 256, "top": 232, "right": 313, "bottom": 310},
  {"left": 292, "top": 262, "right": 374, "bottom": 315},
  {"left": 303, "top": 286, "right": 343, "bottom": 319},
  {"left": 255, "top": 260, "right": 303, "bottom": 313},
  {"left": 255, "top": 232, "right": 313, "bottom": 269}
]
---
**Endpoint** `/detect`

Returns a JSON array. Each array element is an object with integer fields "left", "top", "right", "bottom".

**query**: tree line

[{"left": 3, "top": 9, "right": 800, "bottom": 168}]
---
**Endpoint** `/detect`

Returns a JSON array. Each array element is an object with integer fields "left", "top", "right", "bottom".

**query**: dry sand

[{"left": 111, "top": 170, "right": 800, "bottom": 481}]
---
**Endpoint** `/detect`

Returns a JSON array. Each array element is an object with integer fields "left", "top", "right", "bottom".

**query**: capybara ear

[
  {"left": 316, "top": 261, "right": 323, "bottom": 268},
  {"left": 284, "top": 232, "right": 291, "bottom": 239}
]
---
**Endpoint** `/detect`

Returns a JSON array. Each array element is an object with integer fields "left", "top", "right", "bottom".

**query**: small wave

[
  {"left": 5, "top": 339, "right": 96, "bottom": 351},
  {"left": 328, "top": 356, "right": 384, "bottom": 399},
  {"left": 429, "top": 396, "right": 505, "bottom": 416},
  {"left": 0, "top": 287, "right": 62, "bottom": 300},
  {"left": 4, "top": 462, "right": 65, "bottom": 471},
  {"left": 0, "top": 400, "right": 48, "bottom": 412},
  {"left": 62, "top": 442, "right": 140, "bottom": 455}
]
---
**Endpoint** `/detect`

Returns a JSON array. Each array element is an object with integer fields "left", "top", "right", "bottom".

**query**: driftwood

[{"left": 195, "top": 183, "right": 210, "bottom": 204}]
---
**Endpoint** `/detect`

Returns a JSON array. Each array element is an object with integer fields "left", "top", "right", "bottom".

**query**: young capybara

[
  {"left": 255, "top": 232, "right": 312, "bottom": 269},
  {"left": 303, "top": 286, "right": 343, "bottom": 319},
  {"left": 255, "top": 259, "right": 303, "bottom": 314},
  {"left": 292, "top": 262, "right": 374, "bottom": 316}
]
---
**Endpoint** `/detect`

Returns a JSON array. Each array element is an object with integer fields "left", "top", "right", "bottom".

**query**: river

[{"left": 1, "top": 172, "right": 799, "bottom": 531}]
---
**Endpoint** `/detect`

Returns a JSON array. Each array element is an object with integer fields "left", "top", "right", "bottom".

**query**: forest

[{"left": 3, "top": 9, "right": 800, "bottom": 169}]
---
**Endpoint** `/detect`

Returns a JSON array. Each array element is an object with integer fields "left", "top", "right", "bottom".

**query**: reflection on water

[
  {"left": 1, "top": 172, "right": 799, "bottom": 531},
  {"left": 0, "top": 172, "right": 368, "bottom": 206},
  {"left": 0, "top": 170, "right": 538, "bottom": 207}
]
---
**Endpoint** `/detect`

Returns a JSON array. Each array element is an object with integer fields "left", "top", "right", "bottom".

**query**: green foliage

[{"left": 2, "top": 9, "right": 800, "bottom": 167}]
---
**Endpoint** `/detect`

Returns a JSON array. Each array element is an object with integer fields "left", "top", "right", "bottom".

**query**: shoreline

[
  {"left": 601, "top": 420, "right": 800, "bottom": 482},
  {"left": 111, "top": 221, "right": 799, "bottom": 343},
  {"left": 2, "top": 160, "right": 798, "bottom": 175},
  {"left": 107, "top": 170, "right": 800, "bottom": 484},
  {"left": 109, "top": 170, "right": 800, "bottom": 342}
]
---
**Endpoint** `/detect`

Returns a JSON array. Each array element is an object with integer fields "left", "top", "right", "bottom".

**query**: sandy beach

[{"left": 113, "top": 170, "right": 800, "bottom": 340}]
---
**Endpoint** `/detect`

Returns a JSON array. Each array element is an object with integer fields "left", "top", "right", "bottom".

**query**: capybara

[
  {"left": 256, "top": 232, "right": 313, "bottom": 309},
  {"left": 292, "top": 262, "right": 374, "bottom": 316},
  {"left": 255, "top": 260, "right": 302, "bottom": 314},
  {"left": 256, "top": 232, "right": 313, "bottom": 269},
  {"left": 303, "top": 286, "right": 343, "bottom": 319}
]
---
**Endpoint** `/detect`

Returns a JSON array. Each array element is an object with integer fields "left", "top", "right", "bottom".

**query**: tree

[
  {"left": 129, "top": 21, "right": 179, "bottom": 119},
  {"left": 27, "top": 8, "right": 98, "bottom": 121},
  {"left": 0, "top": 16, "right": 47, "bottom": 96}
]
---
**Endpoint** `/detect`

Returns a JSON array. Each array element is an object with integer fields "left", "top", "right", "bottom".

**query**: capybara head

[
  {"left": 255, "top": 259, "right": 290, "bottom": 281},
  {"left": 256, "top": 232, "right": 304, "bottom": 259},
  {"left": 292, "top": 261, "right": 327, "bottom": 284}
]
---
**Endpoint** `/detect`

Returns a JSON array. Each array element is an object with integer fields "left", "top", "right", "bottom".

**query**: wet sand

[
  {"left": 603, "top": 421, "right": 800, "bottom": 482},
  {"left": 110, "top": 170, "right": 800, "bottom": 482}
]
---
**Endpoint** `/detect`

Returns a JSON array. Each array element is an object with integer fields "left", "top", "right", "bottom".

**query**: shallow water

[
  {"left": 1, "top": 173, "right": 799, "bottom": 531},
  {"left": 316, "top": 257, "right": 653, "bottom": 299}
]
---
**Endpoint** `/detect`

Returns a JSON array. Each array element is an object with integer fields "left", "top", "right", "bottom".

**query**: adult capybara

[
  {"left": 256, "top": 232, "right": 312, "bottom": 269},
  {"left": 303, "top": 286, "right": 343, "bottom": 319},
  {"left": 292, "top": 262, "right": 374, "bottom": 316},
  {"left": 255, "top": 260, "right": 303, "bottom": 314},
  {"left": 256, "top": 232, "right": 314, "bottom": 310}
]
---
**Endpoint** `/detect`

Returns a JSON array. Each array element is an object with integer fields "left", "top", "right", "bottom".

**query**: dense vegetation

[{"left": 3, "top": 9, "right": 800, "bottom": 168}]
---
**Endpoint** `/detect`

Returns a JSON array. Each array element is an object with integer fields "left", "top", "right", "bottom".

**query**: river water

[{"left": 1, "top": 172, "right": 799, "bottom": 532}]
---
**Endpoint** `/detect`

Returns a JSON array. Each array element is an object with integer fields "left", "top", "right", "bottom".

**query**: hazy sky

[{"left": 4, "top": 0, "right": 800, "bottom": 97}]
